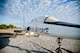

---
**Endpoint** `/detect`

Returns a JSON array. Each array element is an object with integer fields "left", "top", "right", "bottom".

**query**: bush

[
  {"left": 0, "top": 24, "right": 17, "bottom": 29},
  {"left": 8, "top": 24, "right": 16, "bottom": 28},
  {"left": 0, "top": 24, "right": 8, "bottom": 29}
]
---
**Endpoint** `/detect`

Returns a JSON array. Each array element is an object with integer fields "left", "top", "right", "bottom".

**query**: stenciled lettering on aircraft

[{"left": 39, "top": 28, "right": 49, "bottom": 34}]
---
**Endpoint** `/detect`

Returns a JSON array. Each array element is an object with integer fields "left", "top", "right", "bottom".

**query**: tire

[{"left": 56, "top": 48, "right": 62, "bottom": 53}]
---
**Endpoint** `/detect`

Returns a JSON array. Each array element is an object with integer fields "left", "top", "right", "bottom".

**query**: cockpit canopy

[{"left": 44, "top": 16, "right": 60, "bottom": 23}]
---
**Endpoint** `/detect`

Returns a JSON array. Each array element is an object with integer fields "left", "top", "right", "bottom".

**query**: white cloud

[{"left": 3, "top": 0, "right": 80, "bottom": 24}]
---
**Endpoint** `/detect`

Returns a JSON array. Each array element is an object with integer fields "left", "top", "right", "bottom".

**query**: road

[{"left": 0, "top": 35, "right": 80, "bottom": 53}]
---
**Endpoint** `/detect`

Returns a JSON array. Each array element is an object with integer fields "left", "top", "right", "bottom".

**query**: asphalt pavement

[{"left": 0, "top": 35, "right": 80, "bottom": 53}]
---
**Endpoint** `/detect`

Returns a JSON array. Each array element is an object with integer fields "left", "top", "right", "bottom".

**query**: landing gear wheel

[
  {"left": 55, "top": 38, "right": 63, "bottom": 53},
  {"left": 56, "top": 48, "right": 62, "bottom": 53}
]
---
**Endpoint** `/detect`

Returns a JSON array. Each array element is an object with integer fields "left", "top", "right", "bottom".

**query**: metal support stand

[{"left": 55, "top": 38, "right": 63, "bottom": 53}]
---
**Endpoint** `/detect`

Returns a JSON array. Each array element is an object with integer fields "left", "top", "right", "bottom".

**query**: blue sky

[{"left": 0, "top": 0, "right": 80, "bottom": 27}]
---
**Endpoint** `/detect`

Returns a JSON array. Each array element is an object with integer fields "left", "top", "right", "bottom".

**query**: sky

[{"left": 0, "top": 0, "right": 80, "bottom": 28}]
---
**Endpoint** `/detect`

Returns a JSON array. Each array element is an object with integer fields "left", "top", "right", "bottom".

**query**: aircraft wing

[
  {"left": 44, "top": 21, "right": 80, "bottom": 28},
  {"left": 43, "top": 16, "right": 80, "bottom": 28}
]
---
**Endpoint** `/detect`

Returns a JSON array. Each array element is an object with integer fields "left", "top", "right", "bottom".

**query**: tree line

[{"left": 0, "top": 24, "right": 17, "bottom": 29}]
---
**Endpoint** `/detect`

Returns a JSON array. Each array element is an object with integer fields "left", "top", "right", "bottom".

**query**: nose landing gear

[{"left": 55, "top": 38, "right": 63, "bottom": 53}]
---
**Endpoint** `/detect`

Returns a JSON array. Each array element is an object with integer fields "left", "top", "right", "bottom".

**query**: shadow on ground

[
  {"left": 8, "top": 45, "right": 48, "bottom": 53},
  {"left": 0, "top": 37, "right": 10, "bottom": 49},
  {"left": 61, "top": 48, "right": 73, "bottom": 53}
]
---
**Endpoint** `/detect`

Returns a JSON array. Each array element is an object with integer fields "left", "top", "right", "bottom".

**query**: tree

[
  {"left": 8, "top": 24, "right": 16, "bottom": 28},
  {"left": 0, "top": 24, "right": 17, "bottom": 29},
  {"left": 0, "top": 24, "right": 8, "bottom": 29}
]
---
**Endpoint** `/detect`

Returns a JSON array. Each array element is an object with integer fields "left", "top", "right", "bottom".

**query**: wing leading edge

[{"left": 44, "top": 21, "right": 80, "bottom": 28}]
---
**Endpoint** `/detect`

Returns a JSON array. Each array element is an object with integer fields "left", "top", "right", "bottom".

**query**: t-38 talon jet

[{"left": 26, "top": 16, "right": 80, "bottom": 40}]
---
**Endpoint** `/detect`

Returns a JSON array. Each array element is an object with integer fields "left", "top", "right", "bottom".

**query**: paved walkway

[{"left": 0, "top": 35, "right": 80, "bottom": 53}]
